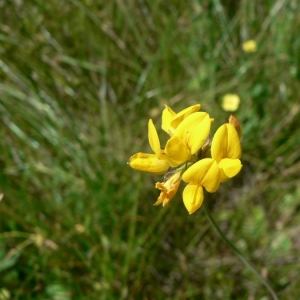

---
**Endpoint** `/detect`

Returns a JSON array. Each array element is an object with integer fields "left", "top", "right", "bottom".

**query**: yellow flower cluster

[{"left": 128, "top": 104, "right": 242, "bottom": 214}]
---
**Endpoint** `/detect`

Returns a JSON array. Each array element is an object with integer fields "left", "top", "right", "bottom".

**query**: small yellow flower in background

[
  {"left": 128, "top": 104, "right": 243, "bottom": 214},
  {"left": 31, "top": 233, "right": 45, "bottom": 248},
  {"left": 75, "top": 224, "right": 86, "bottom": 234},
  {"left": 222, "top": 94, "right": 240, "bottom": 112},
  {"left": 242, "top": 39, "right": 257, "bottom": 53}
]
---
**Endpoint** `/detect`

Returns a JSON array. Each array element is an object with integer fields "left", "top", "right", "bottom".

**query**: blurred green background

[{"left": 0, "top": 0, "right": 300, "bottom": 299}]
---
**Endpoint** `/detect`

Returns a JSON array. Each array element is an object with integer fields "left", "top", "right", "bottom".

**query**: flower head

[{"left": 128, "top": 104, "right": 243, "bottom": 214}]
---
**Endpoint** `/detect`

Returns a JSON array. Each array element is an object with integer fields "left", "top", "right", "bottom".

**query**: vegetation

[{"left": 0, "top": 0, "right": 300, "bottom": 299}]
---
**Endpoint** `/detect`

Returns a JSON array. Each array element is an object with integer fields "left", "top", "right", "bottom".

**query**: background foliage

[{"left": 0, "top": 0, "right": 300, "bottom": 299}]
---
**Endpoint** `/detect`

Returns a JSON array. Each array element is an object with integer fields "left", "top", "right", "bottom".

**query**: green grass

[{"left": 0, "top": 0, "right": 300, "bottom": 299}]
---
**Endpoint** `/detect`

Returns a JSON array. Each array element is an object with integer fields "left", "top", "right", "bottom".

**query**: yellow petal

[
  {"left": 183, "top": 183, "right": 204, "bottom": 214},
  {"left": 182, "top": 158, "right": 220, "bottom": 193},
  {"left": 148, "top": 119, "right": 161, "bottom": 158},
  {"left": 218, "top": 158, "right": 242, "bottom": 182},
  {"left": 165, "top": 136, "right": 191, "bottom": 167},
  {"left": 211, "top": 123, "right": 242, "bottom": 162},
  {"left": 154, "top": 171, "right": 181, "bottom": 206},
  {"left": 153, "top": 195, "right": 164, "bottom": 206},
  {"left": 162, "top": 105, "right": 176, "bottom": 135},
  {"left": 129, "top": 152, "right": 169, "bottom": 174},
  {"left": 174, "top": 112, "right": 211, "bottom": 154},
  {"left": 170, "top": 104, "right": 201, "bottom": 130}
]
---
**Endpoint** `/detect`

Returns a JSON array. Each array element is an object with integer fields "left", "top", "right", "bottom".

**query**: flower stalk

[{"left": 203, "top": 201, "right": 278, "bottom": 300}]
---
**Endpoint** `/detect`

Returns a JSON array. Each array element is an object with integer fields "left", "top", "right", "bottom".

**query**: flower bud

[{"left": 228, "top": 115, "right": 242, "bottom": 138}]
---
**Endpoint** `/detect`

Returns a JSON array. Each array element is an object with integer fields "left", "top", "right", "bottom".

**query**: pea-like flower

[
  {"left": 165, "top": 112, "right": 211, "bottom": 167},
  {"left": 182, "top": 123, "right": 242, "bottom": 214},
  {"left": 129, "top": 119, "right": 169, "bottom": 174},
  {"left": 182, "top": 159, "right": 221, "bottom": 214},
  {"left": 211, "top": 123, "right": 242, "bottom": 182}
]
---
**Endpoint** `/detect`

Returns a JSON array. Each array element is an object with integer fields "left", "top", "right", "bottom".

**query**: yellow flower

[
  {"left": 182, "top": 159, "right": 221, "bottom": 214},
  {"left": 162, "top": 104, "right": 201, "bottom": 136},
  {"left": 242, "top": 39, "right": 257, "bottom": 53},
  {"left": 129, "top": 119, "right": 169, "bottom": 174},
  {"left": 165, "top": 112, "right": 211, "bottom": 167},
  {"left": 211, "top": 123, "right": 242, "bottom": 182},
  {"left": 154, "top": 171, "right": 182, "bottom": 207},
  {"left": 222, "top": 94, "right": 240, "bottom": 112},
  {"left": 182, "top": 123, "right": 242, "bottom": 214}
]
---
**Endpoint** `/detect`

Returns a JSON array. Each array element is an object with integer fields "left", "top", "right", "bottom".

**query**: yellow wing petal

[
  {"left": 165, "top": 136, "right": 191, "bottom": 167},
  {"left": 183, "top": 183, "right": 204, "bottom": 214},
  {"left": 182, "top": 158, "right": 220, "bottom": 193},
  {"left": 218, "top": 158, "right": 242, "bottom": 182}
]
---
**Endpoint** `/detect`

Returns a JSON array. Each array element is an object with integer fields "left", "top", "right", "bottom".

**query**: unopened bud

[{"left": 228, "top": 115, "right": 242, "bottom": 138}]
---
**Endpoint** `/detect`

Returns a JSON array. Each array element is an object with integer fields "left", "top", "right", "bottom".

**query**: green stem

[{"left": 203, "top": 201, "right": 278, "bottom": 300}]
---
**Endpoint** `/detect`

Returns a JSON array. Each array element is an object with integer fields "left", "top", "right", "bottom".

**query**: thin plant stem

[{"left": 203, "top": 201, "right": 278, "bottom": 300}]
